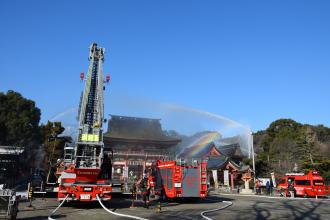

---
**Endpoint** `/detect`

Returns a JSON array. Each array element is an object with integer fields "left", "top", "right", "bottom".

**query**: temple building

[
  {"left": 103, "top": 115, "right": 181, "bottom": 191},
  {"left": 179, "top": 139, "right": 252, "bottom": 190},
  {"left": 103, "top": 116, "right": 251, "bottom": 192}
]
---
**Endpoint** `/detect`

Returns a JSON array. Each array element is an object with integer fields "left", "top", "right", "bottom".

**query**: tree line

[
  {"left": 0, "top": 90, "right": 71, "bottom": 181},
  {"left": 253, "top": 119, "right": 330, "bottom": 180}
]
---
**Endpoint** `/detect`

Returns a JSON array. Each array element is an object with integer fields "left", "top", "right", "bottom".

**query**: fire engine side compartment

[
  {"left": 182, "top": 167, "right": 200, "bottom": 197},
  {"left": 156, "top": 160, "right": 207, "bottom": 198}
]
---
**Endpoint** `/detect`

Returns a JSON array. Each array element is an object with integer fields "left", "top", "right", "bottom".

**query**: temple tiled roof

[
  {"left": 207, "top": 155, "right": 251, "bottom": 172},
  {"left": 218, "top": 143, "right": 242, "bottom": 158},
  {"left": 207, "top": 155, "right": 229, "bottom": 169},
  {"left": 179, "top": 142, "right": 220, "bottom": 158},
  {"left": 104, "top": 115, "right": 181, "bottom": 144},
  {"left": 178, "top": 141, "right": 243, "bottom": 159}
]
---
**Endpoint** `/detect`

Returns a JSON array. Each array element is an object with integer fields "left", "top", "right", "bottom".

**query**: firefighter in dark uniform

[
  {"left": 140, "top": 173, "right": 151, "bottom": 208},
  {"left": 130, "top": 177, "right": 137, "bottom": 208}
]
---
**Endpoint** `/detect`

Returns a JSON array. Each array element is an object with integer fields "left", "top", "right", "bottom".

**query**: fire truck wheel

[{"left": 303, "top": 193, "right": 308, "bottom": 198}]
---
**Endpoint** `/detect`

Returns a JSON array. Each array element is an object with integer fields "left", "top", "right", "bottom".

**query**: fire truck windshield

[{"left": 295, "top": 180, "right": 311, "bottom": 186}]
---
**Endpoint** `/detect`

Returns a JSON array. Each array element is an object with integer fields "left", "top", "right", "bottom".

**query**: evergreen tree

[{"left": 254, "top": 118, "right": 330, "bottom": 180}]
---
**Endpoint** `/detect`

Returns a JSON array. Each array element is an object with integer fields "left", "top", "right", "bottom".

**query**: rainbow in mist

[{"left": 179, "top": 132, "right": 221, "bottom": 158}]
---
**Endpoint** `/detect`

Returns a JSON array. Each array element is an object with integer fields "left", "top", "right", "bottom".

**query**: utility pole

[
  {"left": 250, "top": 130, "right": 256, "bottom": 192},
  {"left": 46, "top": 133, "right": 57, "bottom": 184}
]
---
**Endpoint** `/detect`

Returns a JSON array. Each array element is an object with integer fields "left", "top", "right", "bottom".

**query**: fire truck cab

[
  {"left": 277, "top": 170, "right": 326, "bottom": 197},
  {"left": 152, "top": 159, "right": 208, "bottom": 199}
]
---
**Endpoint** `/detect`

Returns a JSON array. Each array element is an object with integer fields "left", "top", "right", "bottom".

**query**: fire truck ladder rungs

[{"left": 96, "top": 195, "right": 149, "bottom": 220}]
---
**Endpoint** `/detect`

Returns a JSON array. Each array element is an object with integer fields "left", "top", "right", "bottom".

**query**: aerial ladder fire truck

[{"left": 57, "top": 43, "right": 112, "bottom": 202}]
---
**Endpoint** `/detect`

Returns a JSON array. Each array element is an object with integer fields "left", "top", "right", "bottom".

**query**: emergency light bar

[{"left": 285, "top": 173, "right": 304, "bottom": 176}]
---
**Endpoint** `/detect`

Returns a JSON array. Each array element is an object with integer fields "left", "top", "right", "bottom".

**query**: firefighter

[
  {"left": 255, "top": 179, "right": 261, "bottom": 195},
  {"left": 287, "top": 178, "right": 295, "bottom": 198},
  {"left": 130, "top": 177, "right": 137, "bottom": 208},
  {"left": 139, "top": 173, "right": 151, "bottom": 208},
  {"left": 148, "top": 174, "right": 154, "bottom": 195},
  {"left": 266, "top": 181, "right": 271, "bottom": 195},
  {"left": 27, "top": 182, "right": 34, "bottom": 208}
]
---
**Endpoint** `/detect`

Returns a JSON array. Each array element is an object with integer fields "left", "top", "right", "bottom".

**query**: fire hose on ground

[
  {"left": 200, "top": 200, "right": 233, "bottom": 220},
  {"left": 48, "top": 194, "right": 148, "bottom": 220},
  {"left": 48, "top": 195, "right": 69, "bottom": 220},
  {"left": 96, "top": 195, "right": 149, "bottom": 220}
]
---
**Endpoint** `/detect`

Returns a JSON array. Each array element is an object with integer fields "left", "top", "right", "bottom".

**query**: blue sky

[{"left": 1, "top": 0, "right": 329, "bottom": 133}]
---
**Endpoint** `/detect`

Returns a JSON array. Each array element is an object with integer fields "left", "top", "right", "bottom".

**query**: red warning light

[
  {"left": 80, "top": 72, "right": 84, "bottom": 80},
  {"left": 106, "top": 74, "right": 110, "bottom": 83}
]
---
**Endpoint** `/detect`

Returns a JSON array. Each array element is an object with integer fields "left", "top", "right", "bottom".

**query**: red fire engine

[
  {"left": 57, "top": 43, "right": 112, "bottom": 202},
  {"left": 58, "top": 163, "right": 112, "bottom": 202},
  {"left": 277, "top": 170, "right": 326, "bottom": 197},
  {"left": 151, "top": 159, "right": 208, "bottom": 199}
]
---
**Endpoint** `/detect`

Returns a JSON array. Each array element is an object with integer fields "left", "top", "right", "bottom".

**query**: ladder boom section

[
  {"left": 57, "top": 43, "right": 112, "bottom": 203},
  {"left": 78, "top": 43, "right": 105, "bottom": 142},
  {"left": 75, "top": 43, "right": 106, "bottom": 169}
]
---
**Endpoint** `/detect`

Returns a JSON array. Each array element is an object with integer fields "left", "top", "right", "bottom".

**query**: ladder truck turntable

[{"left": 58, "top": 43, "right": 112, "bottom": 202}]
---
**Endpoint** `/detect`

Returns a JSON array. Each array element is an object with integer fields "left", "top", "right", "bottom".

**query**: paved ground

[{"left": 17, "top": 193, "right": 330, "bottom": 220}]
